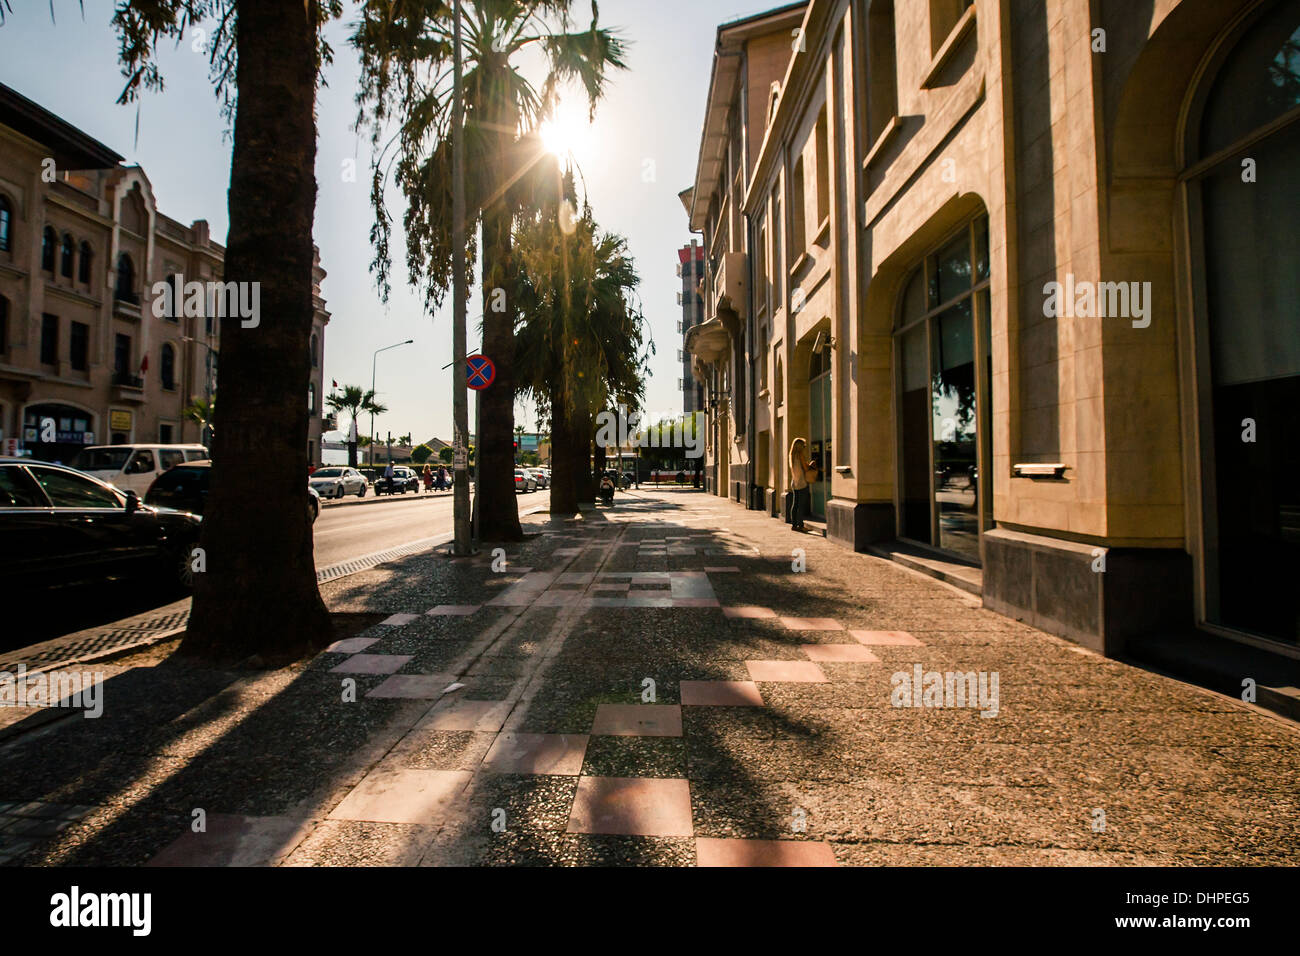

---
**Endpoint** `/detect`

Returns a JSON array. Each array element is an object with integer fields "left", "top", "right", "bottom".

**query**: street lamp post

[{"left": 370, "top": 339, "right": 413, "bottom": 467}]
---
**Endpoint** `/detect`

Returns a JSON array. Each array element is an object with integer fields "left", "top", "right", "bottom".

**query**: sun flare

[{"left": 539, "top": 103, "right": 594, "bottom": 162}]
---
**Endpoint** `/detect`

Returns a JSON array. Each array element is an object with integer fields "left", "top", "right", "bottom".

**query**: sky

[{"left": 0, "top": 1, "right": 780, "bottom": 445}]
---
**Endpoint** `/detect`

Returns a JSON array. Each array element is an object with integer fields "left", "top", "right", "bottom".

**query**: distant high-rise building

[{"left": 676, "top": 240, "right": 705, "bottom": 413}]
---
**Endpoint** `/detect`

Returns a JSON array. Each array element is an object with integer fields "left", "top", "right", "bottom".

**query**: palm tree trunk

[
  {"left": 548, "top": 388, "right": 579, "bottom": 515},
  {"left": 477, "top": 200, "right": 523, "bottom": 541},
  {"left": 181, "top": 0, "right": 329, "bottom": 666},
  {"left": 574, "top": 397, "right": 595, "bottom": 504}
]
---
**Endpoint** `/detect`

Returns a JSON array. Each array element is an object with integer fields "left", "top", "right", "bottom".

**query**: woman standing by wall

[{"left": 788, "top": 437, "right": 815, "bottom": 533}]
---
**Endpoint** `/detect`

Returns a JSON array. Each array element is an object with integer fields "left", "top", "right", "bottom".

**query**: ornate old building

[{"left": 0, "top": 83, "right": 332, "bottom": 466}]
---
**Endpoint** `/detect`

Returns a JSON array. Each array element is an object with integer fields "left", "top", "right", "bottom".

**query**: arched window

[
  {"left": 41, "top": 226, "right": 57, "bottom": 271},
  {"left": 0, "top": 195, "right": 12, "bottom": 253},
  {"left": 160, "top": 343, "right": 176, "bottom": 390},
  {"left": 78, "top": 242, "right": 92, "bottom": 284},
  {"left": 60, "top": 234, "right": 74, "bottom": 278},
  {"left": 115, "top": 253, "right": 135, "bottom": 302}
]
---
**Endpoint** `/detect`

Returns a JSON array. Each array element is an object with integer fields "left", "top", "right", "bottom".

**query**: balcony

[
  {"left": 113, "top": 288, "right": 142, "bottom": 321},
  {"left": 111, "top": 370, "right": 146, "bottom": 403},
  {"left": 712, "top": 251, "right": 748, "bottom": 320}
]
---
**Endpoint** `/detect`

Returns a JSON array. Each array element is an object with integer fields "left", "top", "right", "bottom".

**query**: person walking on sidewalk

[
  {"left": 789, "top": 437, "right": 816, "bottom": 532},
  {"left": 422, "top": 464, "right": 434, "bottom": 493}
]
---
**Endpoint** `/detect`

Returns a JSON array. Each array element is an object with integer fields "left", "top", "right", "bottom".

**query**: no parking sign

[{"left": 467, "top": 354, "right": 494, "bottom": 390}]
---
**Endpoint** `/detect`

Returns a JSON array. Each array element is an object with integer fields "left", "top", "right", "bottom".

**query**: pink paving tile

[
  {"left": 379, "top": 613, "right": 420, "bottom": 626},
  {"left": 324, "top": 637, "right": 379, "bottom": 654},
  {"left": 591, "top": 704, "right": 682, "bottom": 737},
  {"left": 779, "top": 616, "right": 844, "bottom": 631},
  {"left": 745, "top": 660, "right": 828, "bottom": 683},
  {"left": 566, "top": 776, "right": 693, "bottom": 837},
  {"left": 426, "top": 605, "right": 482, "bottom": 616},
  {"left": 679, "top": 680, "right": 765, "bottom": 707},
  {"left": 800, "top": 644, "right": 881, "bottom": 663},
  {"left": 329, "top": 654, "right": 411, "bottom": 675},
  {"left": 481, "top": 733, "right": 589, "bottom": 775},
  {"left": 722, "top": 606, "right": 777, "bottom": 619},
  {"left": 672, "top": 597, "right": 720, "bottom": 608},
  {"left": 416, "top": 699, "right": 512, "bottom": 732},
  {"left": 329, "top": 768, "right": 471, "bottom": 824},
  {"left": 591, "top": 582, "right": 631, "bottom": 592},
  {"left": 704, "top": 567, "right": 741, "bottom": 573},
  {"left": 695, "top": 838, "right": 838, "bottom": 867},
  {"left": 366, "top": 674, "right": 458, "bottom": 699},
  {"left": 148, "top": 814, "right": 314, "bottom": 867},
  {"left": 850, "top": 629, "right": 923, "bottom": 646}
]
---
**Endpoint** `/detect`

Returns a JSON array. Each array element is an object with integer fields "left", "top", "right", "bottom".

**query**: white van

[{"left": 71, "top": 444, "right": 209, "bottom": 495}]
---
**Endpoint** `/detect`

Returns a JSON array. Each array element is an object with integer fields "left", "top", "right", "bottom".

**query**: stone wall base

[
  {"left": 825, "top": 499, "right": 896, "bottom": 552},
  {"left": 982, "top": 527, "right": 1192, "bottom": 657}
]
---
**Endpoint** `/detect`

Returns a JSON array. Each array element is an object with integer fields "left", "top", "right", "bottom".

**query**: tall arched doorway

[
  {"left": 22, "top": 403, "right": 96, "bottom": 464},
  {"left": 894, "top": 214, "right": 991, "bottom": 563},
  {"left": 1189, "top": 0, "right": 1300, "bottom": 645}
]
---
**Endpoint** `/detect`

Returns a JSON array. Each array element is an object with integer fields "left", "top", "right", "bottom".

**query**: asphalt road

[{"left": 14, "top": 489, "right": 550, "bottom": 648}]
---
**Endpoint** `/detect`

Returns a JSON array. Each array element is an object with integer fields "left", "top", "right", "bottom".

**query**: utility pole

[{"left": 451, "top": 0, "right": 472, "bottom": 556}]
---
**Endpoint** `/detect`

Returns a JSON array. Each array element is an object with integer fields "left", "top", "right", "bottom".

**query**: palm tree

[
  {"left": 353, "top": 0, "right": 627, "bottom": 540},
  {"left": 515, "top": 196, "right": 647, "bottom": 514},
  {"left": 36, "top": 0, "right": 347, "bottom": 666},
  {"left": 183, "top": 395, "right": 216, "bottom": 449},
  {"left": 326, "top": 385, "right": 388, "bottom": 467}
]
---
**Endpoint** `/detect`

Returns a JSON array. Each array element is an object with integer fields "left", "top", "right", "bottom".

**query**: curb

[{"left": 3, "top": 500, "right": 554, "bottom": 677}]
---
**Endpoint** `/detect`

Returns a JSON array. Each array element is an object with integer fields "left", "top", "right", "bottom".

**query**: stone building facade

[
  {"left": 677, "top": 239, "right": 707, "bottom": 414},
  {"left": 0, "top": 83, "right": 331, "bottom": 466},
  {"left": 684, "top": 0, "right": 1300, "bottom": 665}
]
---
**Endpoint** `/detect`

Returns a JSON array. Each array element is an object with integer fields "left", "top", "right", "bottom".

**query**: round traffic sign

[{"left": 467, "top": 354, "right": 495, "bottom": 390}]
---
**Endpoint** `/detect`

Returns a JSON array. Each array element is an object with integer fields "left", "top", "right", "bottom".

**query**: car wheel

[
  {"left": 171, "top": 542, "right": 197, "bottom": 591},
  {"left": 358, "top": 485, "right": 366, "bottom": 498},
  {"left": 309, "top": 500, "right": 320, "bottom": 524}
]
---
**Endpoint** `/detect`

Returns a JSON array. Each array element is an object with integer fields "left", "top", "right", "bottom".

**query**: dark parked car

[
  {"left": 375, "top": 466, "right": 421, "bottom": 495},
  {"left": 146, "top": 460, "right": 320, "bottom": 523},
  {"left": 0, "top": 457, "right": 203, "bottom": 595}
]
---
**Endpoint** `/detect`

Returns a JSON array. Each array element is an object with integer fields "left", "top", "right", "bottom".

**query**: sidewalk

[{"left": 3, "top": 488, "right": 1298, "bottom": 866}]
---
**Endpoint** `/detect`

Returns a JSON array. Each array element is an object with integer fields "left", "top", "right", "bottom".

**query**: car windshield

[
  {"left": 72, "top": 447, "right": 132, "bottom": 471},
  {"left": 313, "top": 469, "right": 343, "bottom": 478}
]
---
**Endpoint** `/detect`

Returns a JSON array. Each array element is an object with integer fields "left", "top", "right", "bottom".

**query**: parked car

[
  {"left": 375, "top": 466, "right": 421, "bottom": 495},
  {"left": 514, "top": 468, "right": 537, "bottom": 493},
  {"left": 71, "top": 443, "right": 208, "bottom": 496},
  {"left": 0, "top": 457, "right": 203, "bottom": 595},
  {"left": 146, "top": 460, "right": 320, "bottom": 524},
  {"left": 309, "top": 467, "right": 367, "bottom": 499},
  {"left": 526, "top": 467, "right": 548, "bottom": 489}
]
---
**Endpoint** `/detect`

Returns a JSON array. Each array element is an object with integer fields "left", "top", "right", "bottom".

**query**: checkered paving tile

[
  {"left": 800, "top": 644, "right": 881, "bottom": 662},
  {"left": 325, "top": 637, "right": 380, "bottom": 654},
  {"left": 779, "top": 616, "right": 844, "bottom": 631},
  {"left": 745, "top": 660, "right": 828, "bottom": 683},
  {"left": 695, "top": 838, "right": 838, "bottom": 867},
  {"left": 329, "top": 768, "right": 471, "bottom": 824},
  {"left": 366, "top": 674, "right": 459, "bottom": 699},
  {"left": 482, "top": 733, "right": 589, "bottom": 775},
  {"left": 591, "top": 704, "right": 683, "bottom": 737},
  {"left": 679, "top": 681, "right": 765, "bottom": 706},
  {"left": 566, "top": 777, "right": 693, "bottom": 837},
  {"left": 722, "top": 606, "right": 777, "bottom": 619},
  {"left": 426, "top": 605, "right": 481, "bottom": 616},
  {"left": 850, "top": 630, "right": 923, "bottom": 646},
  {"left": 329, "top": 654, "right": 412, "bottom": 675}
]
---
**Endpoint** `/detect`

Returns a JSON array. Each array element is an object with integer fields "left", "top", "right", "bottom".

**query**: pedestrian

[
  {"left": 436, "top": 465, "right": 448, "bottom": 491},
  {"left": 422, "top": 464, "right": 433, "bottom": 493},
  {"left": 788, "top": 437, "right": 816, "bottom": 532}
]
